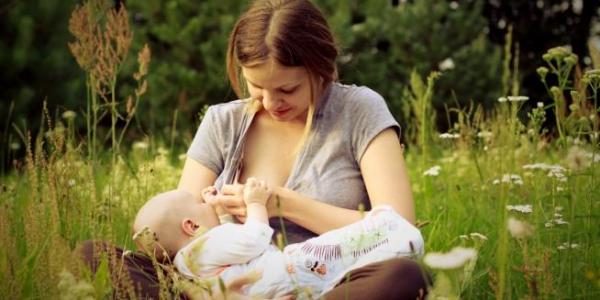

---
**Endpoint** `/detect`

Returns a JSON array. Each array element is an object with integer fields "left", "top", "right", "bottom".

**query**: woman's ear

[{"left": 181, "top": 218, "right": 200, "bottom": 236}]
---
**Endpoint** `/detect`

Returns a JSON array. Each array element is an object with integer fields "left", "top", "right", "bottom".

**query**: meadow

[{"left": 1, "top": 2, "right": 599, "bottom": 300}]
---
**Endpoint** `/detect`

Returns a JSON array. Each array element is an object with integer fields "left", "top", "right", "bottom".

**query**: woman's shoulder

[
  {"left": 208, "top": 98, "right": 252, "bottom": 119},
  {"left": 203, "top": 98, "right": 253, "bottom": 130},
  {"left": 327, "top": 83, "right": 389, "bottom": 115}
]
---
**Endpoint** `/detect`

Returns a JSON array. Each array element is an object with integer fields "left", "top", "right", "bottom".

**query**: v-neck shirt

[{"left": 187, "top": 83, "right": 400, "bottom": 244}]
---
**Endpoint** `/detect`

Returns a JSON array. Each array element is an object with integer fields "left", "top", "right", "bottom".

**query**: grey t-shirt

[{"left": 188, "top": 83, "right": 400, "bottom": 244}]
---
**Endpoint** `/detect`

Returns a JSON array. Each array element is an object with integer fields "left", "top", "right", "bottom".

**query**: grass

[{"left": 1, "top": 93, "right": 598, "bottom": 298}]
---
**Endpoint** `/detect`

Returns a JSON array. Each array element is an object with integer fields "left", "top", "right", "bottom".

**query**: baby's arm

[{"left": 243, "top": 177, "right": 270, "bottom": 224}]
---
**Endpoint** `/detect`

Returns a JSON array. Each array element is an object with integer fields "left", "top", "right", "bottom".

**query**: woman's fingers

[{"left": 221, "top": 183, "right": 244, "bottom": 195}]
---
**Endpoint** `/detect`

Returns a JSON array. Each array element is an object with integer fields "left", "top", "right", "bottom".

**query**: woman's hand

[{"left": 215, "top": 183, "right": 247, "bottom": 221}]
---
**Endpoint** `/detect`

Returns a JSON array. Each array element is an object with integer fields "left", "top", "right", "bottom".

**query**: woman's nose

[{"left": 259, "top": 90, "right": 277, "bottom": 108}]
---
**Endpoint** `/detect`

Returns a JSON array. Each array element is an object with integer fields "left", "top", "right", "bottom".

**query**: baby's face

[{"left": 189, "top": 201, "right": 220, "bottom": 230}]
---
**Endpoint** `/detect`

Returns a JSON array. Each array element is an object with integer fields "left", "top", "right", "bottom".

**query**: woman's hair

[
  {"left": 226, "top": 0, "right": 338, "bottom": 154},
  {"left": 226, "top": 0, "right": 338, "bottom": 98}
]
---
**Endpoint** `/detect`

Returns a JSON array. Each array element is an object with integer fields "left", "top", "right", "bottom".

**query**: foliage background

[{"left": 2, "top": 0, "right": 599, "bottom": 160}]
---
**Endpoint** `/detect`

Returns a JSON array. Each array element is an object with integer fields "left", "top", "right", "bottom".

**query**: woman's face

[{"left": 242, "top": 57, "right": 315, "bottom": 123}]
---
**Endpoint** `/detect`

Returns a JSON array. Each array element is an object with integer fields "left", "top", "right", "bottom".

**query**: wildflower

[
  {"left": 557, "top": 242, "right": 580, "bottom": 250},
  {"left": 537, "top": 102, "right": 544, "bottom": 108},
  {"left": 68, "top": 179, "right": 76, "bottom": 187},
  {"left": 439, "top": 133, "right": 460, "bottom": 139},
  {"left": 536, "top": 67, "right": 549, "bottom": 80},
  {"left": 556, "top": 186, "right": 564, "bottom": 192},
  {"left": 122, "top": 250, "right": 133, "bottom": 258},
  {"left": 507, "top": 96, "right": 529, "bottom": 102},
  {"left": 507, "top": 217, "right": 534, "bottom": 239},
  {"left": 555, "top": 206, "right": 564, "bottom": 211},
  {"left": 423, "top": 165, "right": 441, "bottom": 177},
  {"left": 449, "top": 1, "right": 459, "bottom": 9},
  {"left": 62, "top": 110, "right": 77, "bottom": 120},
  {"left": 477, "top": 131, "right": 493, "bottom": 138},
  {"left": 9, "top": 142, "right": 20, "bottom": 151},
  {"left": 469, "top": 232, "right": 488, "bottom": 241},
  {"left": 545, "top": 222, "right": 554, "bottom": 228},
  {"left": 438, "top": 58, "right": 455, "bottom": 71},
  {"left": 494, "top": 174, "right": 523, "bottom": 185},
  {"left": 423, "top": 247, "right": 477, "bottom": 270},
  {"left": 554, "top": 218, "right": 569, "bottom": 225},
  {"left": 547, "top": 169, "right": 567, "bottom": 182},
  {"left": 506, "top": 204, "right": 532, "bottom": 214},
  {"left": 498, "top": 97, "right": 508, "bottom": 103},
  {"left": 459, "top": 234, "right": 469, "bottom": 240},
  {"left": 566, "top": 146, "right": 597, "bottom": 170},
  {"left": 133, "top": 141, "right": 149, "bottom": 150}
]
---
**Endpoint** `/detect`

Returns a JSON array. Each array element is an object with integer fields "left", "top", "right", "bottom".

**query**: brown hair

[
  {"left": 226, "top": 0, "right": 338, "bottom": 98},
  {"left": 226, "top": 0, "right": 338, "bottom": 153}
]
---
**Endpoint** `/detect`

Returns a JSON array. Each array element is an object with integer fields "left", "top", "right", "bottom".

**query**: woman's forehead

[{"left": 241, "top": 58, "right": 307, "bottom": 88}]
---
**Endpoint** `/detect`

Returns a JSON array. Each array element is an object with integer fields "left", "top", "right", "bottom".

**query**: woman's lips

[{"left": 273, "top": 107, "right": 292, "bottom": 117}]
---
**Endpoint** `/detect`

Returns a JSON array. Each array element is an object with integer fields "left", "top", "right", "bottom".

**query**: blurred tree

[
  {"left": 121, "top": 0, "right": 247, "bottom": 140},
  {"left": 483, "top": 0, "right": 600, "bottom": 127},
  {"left": 317, "top": 0, "right": 503, "bottom": 134},
  {"left": 0, "top": 0, "right": 83, "bottom": 132}
]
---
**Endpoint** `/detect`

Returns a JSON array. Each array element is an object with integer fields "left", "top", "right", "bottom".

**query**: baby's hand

[
  {"left": 243, "top": 177, "right": 271, "bottom": 206},
  {"left": 201, "top": 186, "right": 219, "bottom": 206}
]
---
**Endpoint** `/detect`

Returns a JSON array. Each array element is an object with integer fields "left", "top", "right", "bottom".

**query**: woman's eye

[{"left": 280, "top": 88, "right": 296, "bottom": 94}]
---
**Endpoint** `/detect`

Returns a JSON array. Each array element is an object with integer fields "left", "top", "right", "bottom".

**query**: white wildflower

[
  {"left": 470, "top": 232, "right": 488, "bottom": 241},
  {"left": 423, "top": 247, "right": 477, "bottom": 270},
  {"left": 545, "top": 222, "right": 554, "bottom": 228},
  {"left": 554, "top": 213, "right": 563, "bottom": 218},
  {"left": 439, "top": 133, "right": 460, "bottom": 139},
  {"left": 133, "top": 141, "right": 149, "bottom": 150},
  {"left": 459, "top": 234, "right": 469, "bottom": 240},
  {"left": 439, "top": 58, "right": 455, "bottom": 71},
  {"left": 423, "top": 165, "right": 441, "bottom": 177},
  {"left": 122, "top": 250, "right": 133, "bottom": 258},
  {"left": 507, "top": 217, "right": 534, "bottom": 239},
  {"left": 555, "top": 206, "right": 564, "bottom": 211},
  {"left": 537, "top": 102, "right": 544, "bottom": 108},
  {"left": 449, "top": 1, "right": 459, "bottom": 9},
  {"left": 62, "top": 110, "right": 77, "bottom": 120},
  {"left": 498, "top": 97, "right": 508, "bottom": 103},
  {"left": 507, "top": 96, "right": 529, "bottom": 102},
  {"left": 495, "top": 174, "right": 523, "bottom": 185},
  {"left": 68, "top": 179, "right": 76, "bottom": 187},
  {"left": 506, "top": 204, "right": 533, "bottom": 214},
  {"left": 556, "top": 186, "right": 564, "bottom": 192},
  {"left": 554, "top": 218, "right": 569, "bottom": 225},
  {"left": 557, "top": 242, "right": 580, "bottom": 250},
  {"left": 477, "top": 131, "right": 493, "bottom": 138}
]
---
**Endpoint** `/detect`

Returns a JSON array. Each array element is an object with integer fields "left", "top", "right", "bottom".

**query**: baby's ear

[{"left": 181, "top": 218, "right": 199, "bottom": 236}]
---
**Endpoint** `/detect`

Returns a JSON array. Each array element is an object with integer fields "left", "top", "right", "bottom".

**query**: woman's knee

[{"left": 378, "top": 258, "right": 430, "bottom": 299}]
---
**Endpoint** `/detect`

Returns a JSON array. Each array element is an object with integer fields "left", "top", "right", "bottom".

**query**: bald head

[{"left": 133, "top": 189, "right": 218, "bottom": 258}]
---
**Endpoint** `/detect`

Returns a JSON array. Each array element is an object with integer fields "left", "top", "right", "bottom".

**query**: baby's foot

[
  {"left": 243, "top": 177, "right": 271, "bottom": 206},
  {"left": 201, "top": 186, "right": 219, "bottom": 206}
]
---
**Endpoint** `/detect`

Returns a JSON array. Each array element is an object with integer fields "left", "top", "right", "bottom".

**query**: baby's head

[{"left": 132, "top": 189, "right": 219, "bottom": 260}]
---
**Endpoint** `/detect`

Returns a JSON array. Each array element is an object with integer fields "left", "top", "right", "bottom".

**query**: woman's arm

[
  {"left": 178, "top": 157, "right": 218, "bottom": 202},
  {"left": 272, "top": 128, "right": 415, "bottom": 234}
]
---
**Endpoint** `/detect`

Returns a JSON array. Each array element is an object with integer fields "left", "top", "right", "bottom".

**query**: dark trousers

[{"left": 79, "top": 240, "right": 430, "bottom": 299}]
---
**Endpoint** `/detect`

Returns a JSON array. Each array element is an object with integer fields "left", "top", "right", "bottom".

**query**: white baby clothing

[{"left": 174, "top": 205, "right": 424, "bottom": 298}]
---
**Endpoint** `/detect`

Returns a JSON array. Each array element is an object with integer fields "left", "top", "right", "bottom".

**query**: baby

[{"left": 133, "top": 178, "right": 424, "bottom": 298}]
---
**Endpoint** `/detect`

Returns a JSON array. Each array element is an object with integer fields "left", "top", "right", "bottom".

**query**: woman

[
  {"left": 180, "top": 0, "right": 428, "bottom": 299},
  {"left": 81, "top": 0, "right": 429, "bottom": 299}
]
